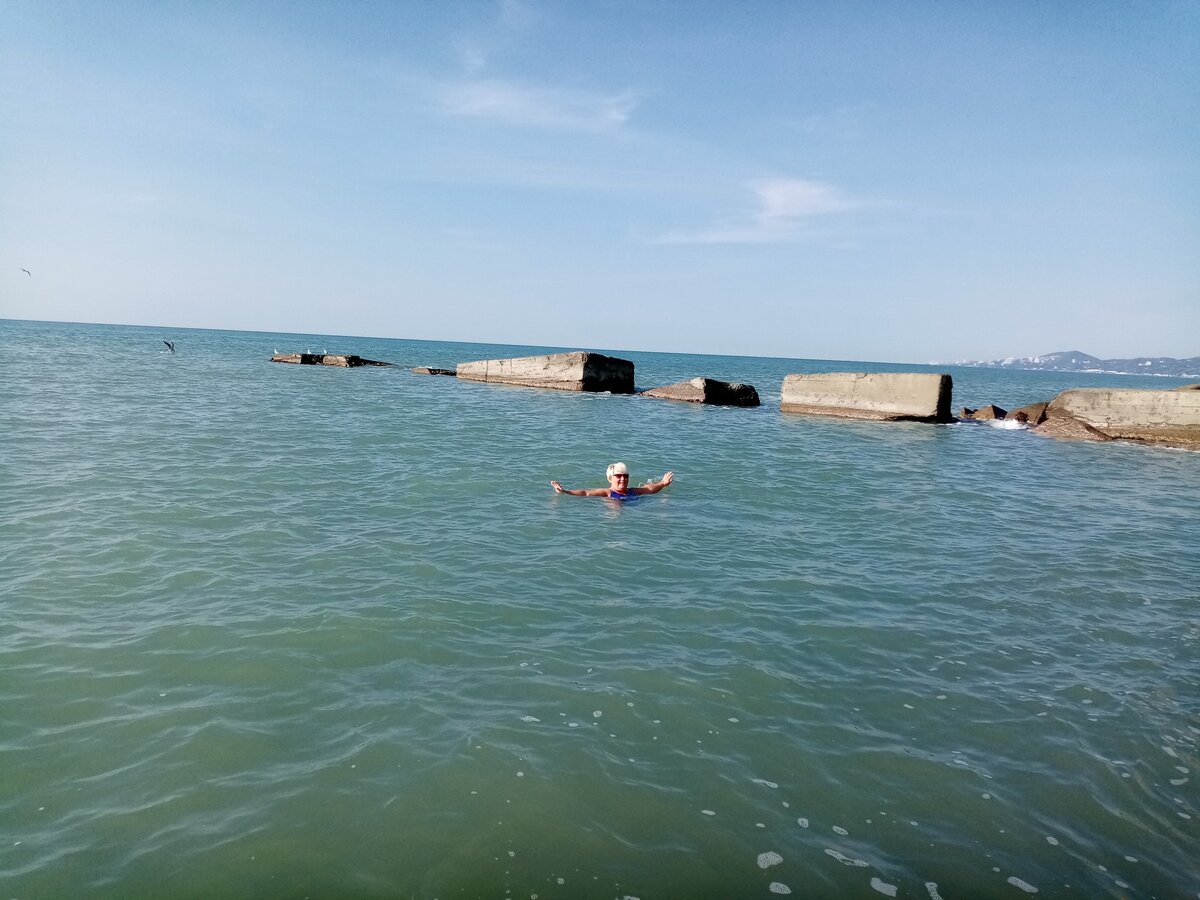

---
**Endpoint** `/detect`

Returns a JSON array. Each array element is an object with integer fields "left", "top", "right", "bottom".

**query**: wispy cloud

[
  {"left": 656, "top": 178, "right": 864, "bottom": 245},
  {"left": 439, "top": 78, "right": 637, "bottom": 132},
  {"left": 440, "top": 1, "right": 635, "bottom": 132},
  {"left": 755, "top": 178, "right": 858, "bottom": 221}
]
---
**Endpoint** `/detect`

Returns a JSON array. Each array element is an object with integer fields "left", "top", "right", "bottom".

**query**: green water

[{"left": 2, "top": 320, "right": 1197, "bottom": 898}]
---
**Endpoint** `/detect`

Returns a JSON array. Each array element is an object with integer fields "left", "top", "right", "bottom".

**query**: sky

[{"left": 1, "top": 0, "right": 1197, "bottom": 363}]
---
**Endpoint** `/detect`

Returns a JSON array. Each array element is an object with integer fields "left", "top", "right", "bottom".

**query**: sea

[{"left": 2, "top": 318, "right": 1197, "bottom": 899}]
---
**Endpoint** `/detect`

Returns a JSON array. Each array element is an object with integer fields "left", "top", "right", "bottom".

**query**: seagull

[
  {"left": 163, "top": 340, "right": 175, "bottom": 352},
  {"left": 20, "top": 268, "right": 31, "bottom": 277}
]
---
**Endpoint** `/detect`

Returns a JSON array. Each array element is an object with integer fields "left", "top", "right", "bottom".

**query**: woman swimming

[{"left": 550, "top": 462, "right": 674, "bottom": 500}]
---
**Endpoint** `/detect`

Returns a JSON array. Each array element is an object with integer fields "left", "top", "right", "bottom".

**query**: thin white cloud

[
  {"left": 439, "top": 78, "right": 636, "bottom": 132},
  {"left": 657, "top": 178, "right": 863, "bottom": 245},
  {"left": 754, "top": 178, "right": 857, "bottom": 222},
  {"left": 440, "top": 2, "right": 633, "bottom": 132}
]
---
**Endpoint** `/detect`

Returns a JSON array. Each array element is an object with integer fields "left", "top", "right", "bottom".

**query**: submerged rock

[
  {"left": 1035, "top": 411, "right": 1113, "bottom": 443},
  {"left": 411, "top": 366, "right": 456, "bottom": 376},
  {"left": 641, "top": 377, "right": 760, "bottom": 407}
]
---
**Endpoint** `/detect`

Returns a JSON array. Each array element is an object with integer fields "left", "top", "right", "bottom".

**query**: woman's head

[{"left": 606, "top": 461, "right": 630, "bottom": 487}]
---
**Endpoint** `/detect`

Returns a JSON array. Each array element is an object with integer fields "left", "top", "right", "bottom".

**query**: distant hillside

[{"left": 962, "top": 350, "right": 1200, "bottom": 378}]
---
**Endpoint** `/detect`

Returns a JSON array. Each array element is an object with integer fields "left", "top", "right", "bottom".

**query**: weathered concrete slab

[
  {"left": 272, "top": 353, "right": 391, "bottom": 367},
  {"left": 1036, "top": 413, "right": 1113, "bottom": 443},
  {"left": 641, "top": 377, "right": 759, "bottom": 407},
  {"left": 456, "top": 351, "right": 634, "bottom": 393},
  {"left": 1044, "top": 388, "right": 1200, "bottom": 446},
  {"left": 411, "top": 366, "right": 456, "bottom": 376},
  {"left": 781, "top": 373, "right": 953, "bottom": 422}
]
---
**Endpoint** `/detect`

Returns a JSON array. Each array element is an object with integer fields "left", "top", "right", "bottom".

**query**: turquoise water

[{"left": 2, "top": 319, "right": 1198, "bottom": 899}]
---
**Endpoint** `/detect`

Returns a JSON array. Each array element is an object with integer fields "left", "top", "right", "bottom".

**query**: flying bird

[
  {"left": 20, "top": 268, "right": 31, "bottom": 277},
  {"left": 163, "top": 340, "right": 176, "bottom": 352}
]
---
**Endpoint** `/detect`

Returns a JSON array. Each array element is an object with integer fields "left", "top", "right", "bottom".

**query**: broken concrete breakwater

[
  {"left": 963, "top": 386, "right": 1200, "bottom": 449},
  {"left": 274, "top": 347, "right": 1198, "bottom": 451},
  {"left": 272, "top": 353, "right": 392, "bottom": 368}
]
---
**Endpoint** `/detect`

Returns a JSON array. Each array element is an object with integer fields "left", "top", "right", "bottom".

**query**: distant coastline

[{"left": 947, "top": 350, "right": 1200, "bottom": 379}]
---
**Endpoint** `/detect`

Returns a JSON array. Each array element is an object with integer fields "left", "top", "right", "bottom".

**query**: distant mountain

[{"left": 960, "top": 350, "right": 1200, "bottom": 378}]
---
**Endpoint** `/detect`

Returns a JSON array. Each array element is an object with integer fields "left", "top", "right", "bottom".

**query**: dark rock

[
  {"left": 1008, "top": 401, "right": 1050, "bottom": 426},
  {"left": 959, "top": 407, "right": 977, "bottom": 419},
  {"left": 412, "top": 367, "right": 456, "bottom": 376},
  {"left": 972, "top": 404, "right": 1007, "bottom": 421},
  {"left": 641, "top": 377, "right": 760, "bottom": 407}
]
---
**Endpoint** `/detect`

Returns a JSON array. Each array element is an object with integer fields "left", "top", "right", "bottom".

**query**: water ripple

[{"left": 2, "top": 321, "right": 1198, "bottom": 897}]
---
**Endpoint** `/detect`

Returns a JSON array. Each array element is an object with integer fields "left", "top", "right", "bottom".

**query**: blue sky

[{"left": 2, "top": 1, "right": 1197, "bottom": 362}]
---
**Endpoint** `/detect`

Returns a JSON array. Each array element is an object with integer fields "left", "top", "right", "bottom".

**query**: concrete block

[
  {"left": 1035, "top": 413, "right": 1113, "bottom": 443},
  {"left": 780, "top": 372, "right": 953, "bottom": 422},
  {"left": 456, "top": 351, "right": 634, "bottom": 393},
  {"left": 1046, "top": 389, "right": 1200, "bottom": 446},
  {"left": 641, "top": 377, "right": 760, "bottom": 406}
]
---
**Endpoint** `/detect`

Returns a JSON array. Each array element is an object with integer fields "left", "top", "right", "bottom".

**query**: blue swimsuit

[{"left": 609, "top": 491, "right": 638, "bottom": 502}]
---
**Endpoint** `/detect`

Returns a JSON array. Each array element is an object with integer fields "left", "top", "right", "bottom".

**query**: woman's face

[{"left": 608, "top": 470, "right": 631, "bottom": 492}]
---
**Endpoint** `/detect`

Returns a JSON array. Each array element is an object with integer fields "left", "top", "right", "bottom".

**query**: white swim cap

[{"left": 606, "top": 462, "right": 629, "bottom": 479}]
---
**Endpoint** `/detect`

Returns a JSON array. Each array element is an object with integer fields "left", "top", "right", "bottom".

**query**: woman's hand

[{"left": 550, "top": 481, "right": 565, "bottom": 493}]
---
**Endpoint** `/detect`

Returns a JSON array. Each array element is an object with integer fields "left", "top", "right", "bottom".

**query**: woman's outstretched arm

[
  {"left": 632, "top": 471, "right": 674, "bottom": 495},
  {"left": 550, "top": 481, "right": 609, "bottom": 497}
]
